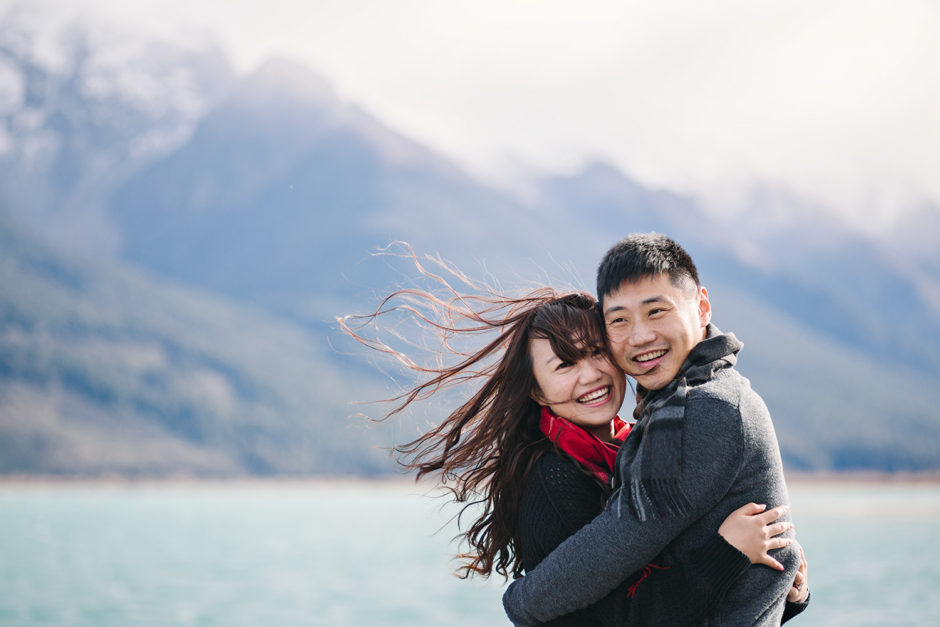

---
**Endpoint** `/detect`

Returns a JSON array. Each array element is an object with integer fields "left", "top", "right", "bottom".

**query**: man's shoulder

[
  {"left": 685, "top": 367, "right": 771, "bottom": 424},
  {"left": 687, "top": 365, "right": 749, "bottom": 403}
]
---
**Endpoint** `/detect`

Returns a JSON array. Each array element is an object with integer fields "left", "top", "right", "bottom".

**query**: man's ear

[{"left": 697, "top": 286, "right": 712, "bottom": 326}]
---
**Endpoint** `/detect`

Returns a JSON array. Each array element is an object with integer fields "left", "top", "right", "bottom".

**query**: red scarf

[{"left": 539, "top": 407, "right": 632, "bottom": 484}]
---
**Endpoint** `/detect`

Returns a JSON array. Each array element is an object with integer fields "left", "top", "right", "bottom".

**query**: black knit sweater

[{"left": 517, "top": 451, "right": 808, "bottom": 625}]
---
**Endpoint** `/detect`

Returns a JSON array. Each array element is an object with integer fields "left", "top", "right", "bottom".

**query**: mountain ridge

[
  {"left": 2, "top": 15, "right": 938, "bottom": 475},
  {"left": 0, "top": 209, "right": 399, "bottom": 476}
]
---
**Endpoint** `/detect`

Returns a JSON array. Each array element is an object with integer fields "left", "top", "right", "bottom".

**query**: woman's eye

[{"left": 555, "top": 361, "right": 572, "bottom": 371}]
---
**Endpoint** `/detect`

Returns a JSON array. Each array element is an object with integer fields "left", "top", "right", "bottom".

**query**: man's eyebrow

[{"left": 604, "top": 295, "right": 667, "bottom": 316}]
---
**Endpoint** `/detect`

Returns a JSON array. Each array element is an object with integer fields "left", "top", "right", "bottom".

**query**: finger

[
  {"left": 734, "top": 502, "right": 767, "bottom": 516},
  {"left": 767, "top": 521, "right": 794, "bottom": 538},
  {"left": 758, "top": 555, "right": 785, "bottom": 571},
  {"left": 767, "top": 537, "right": 793, "bottom": 550},
  {"left": 756, "top": 504, "right": 789, "bottom": 524},
  {"left": 788, "top": 586, "right": 807, "bottom": 603},
  {"left": 795, "top": 585, "right": 809, "bottom": 603},
  {"left": 793, "top": 571, "right": 805, "bottom": 587},
  {"left": 797, "top": 558, "right": 808, "bottom": 575}
]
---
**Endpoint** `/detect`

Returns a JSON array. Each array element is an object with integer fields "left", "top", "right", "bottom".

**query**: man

[{"left": 502, "top": 233, "right": 803, "bottom": 625}]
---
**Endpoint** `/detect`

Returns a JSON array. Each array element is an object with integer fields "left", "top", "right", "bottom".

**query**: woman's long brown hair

[{"left": 338, "top": 245, "right": 608, "bottom": 579}]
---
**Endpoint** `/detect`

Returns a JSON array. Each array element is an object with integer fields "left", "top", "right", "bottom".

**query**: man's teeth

[
  {"left": 635, "top": 349, "right": 667, "bottom": 363},
  {"left": 578, "top": 387, "right": 610, "bottom": 404}
]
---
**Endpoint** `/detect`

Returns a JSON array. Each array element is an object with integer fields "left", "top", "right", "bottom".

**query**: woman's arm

[{"left": 782, "top": 543, "right": 811, "bottom": 622}]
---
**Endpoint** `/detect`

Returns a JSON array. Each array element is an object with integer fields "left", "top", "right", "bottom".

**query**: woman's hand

[
  {"left": 718, "top": 502, "right": 793, "bottom": 571},
  {"left": 787, "top": 543, "right": 810, "bottom": 603}
]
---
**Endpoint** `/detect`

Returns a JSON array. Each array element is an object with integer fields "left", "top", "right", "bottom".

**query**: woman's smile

[
  {"left": 529, "top": 338, "right": 626, "bottom": 440},
  {"left": 577, "top": 385, "right": 612, "bottom": 406}
]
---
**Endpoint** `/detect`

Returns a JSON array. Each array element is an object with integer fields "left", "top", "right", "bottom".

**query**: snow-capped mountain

[
  {"left": 0, "top": 7, "right": 234, "bottom": 256},
  {"left": 2, "top": 12, "right": 939, "bottom": 475}
]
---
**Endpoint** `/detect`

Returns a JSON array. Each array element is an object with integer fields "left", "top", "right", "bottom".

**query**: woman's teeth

[{"left": 578, "top": 387, "right": 610, "bottom": 404}]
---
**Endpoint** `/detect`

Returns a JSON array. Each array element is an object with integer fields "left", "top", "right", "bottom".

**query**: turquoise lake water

[{"left": 1, "top": 479, "right": 938, "bottom": 626}]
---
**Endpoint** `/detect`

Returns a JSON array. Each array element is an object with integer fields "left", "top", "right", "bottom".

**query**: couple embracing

[{"left": 343, "top": 233, "right": 809, "bottom": 625}]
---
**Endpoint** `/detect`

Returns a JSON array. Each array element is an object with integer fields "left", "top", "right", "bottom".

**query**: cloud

[{"left": 15, "top": 0, "right": 940, "bottom": 227}]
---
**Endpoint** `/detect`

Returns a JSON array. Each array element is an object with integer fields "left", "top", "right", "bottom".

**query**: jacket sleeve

[
  {"left": 519, "top": 453, "right": 755, "bottom": 627},
  {"left": 503, "top": 397, "right": 750, "bottom": 626},
  {"left": 623, "top": 534, "right": 750, "bottom": 626}
]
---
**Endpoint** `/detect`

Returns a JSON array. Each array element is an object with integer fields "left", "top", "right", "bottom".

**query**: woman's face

[{"left": 529, "top": 338, "right": 627, "bottom": 441}]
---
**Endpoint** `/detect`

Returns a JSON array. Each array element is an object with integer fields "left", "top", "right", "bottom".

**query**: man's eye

[{"left": 607, "top": 317, "right": 626, "bottom": 326}]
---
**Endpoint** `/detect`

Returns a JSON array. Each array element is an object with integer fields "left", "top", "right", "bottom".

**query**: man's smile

[{"left": 633, "top": 349, "right": 667, "bottom": 365}]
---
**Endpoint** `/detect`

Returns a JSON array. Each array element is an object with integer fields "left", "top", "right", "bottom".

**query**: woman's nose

[{"left": 577, "top": 360, "right": 603, "bottom": 382}]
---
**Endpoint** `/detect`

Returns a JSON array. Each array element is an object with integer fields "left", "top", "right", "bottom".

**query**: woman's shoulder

[
  {"left": 523, "top": 450, "right": 606, "bottom": 507},
  {"left": 529, "top": 449, "right": 589, "bottom": 480},
  {"left": 518, "top": 448, "right": 608, "bottom": 571}
]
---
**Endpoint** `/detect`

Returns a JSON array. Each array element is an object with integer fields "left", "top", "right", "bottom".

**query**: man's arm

[
  {"left": 503, "top": 500, "right": 686, "bottom": 625},
  {"left": 502, "top": 398, "right": 747, "bottom": 625},
  {"left": 624, "top": 534, "right": 751, "bottom": 626},
  {"left": 522, "top": 453, "right": 767, "bottom": 627}
]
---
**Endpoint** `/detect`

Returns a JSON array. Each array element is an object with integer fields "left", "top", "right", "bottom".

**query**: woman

[{"left": 340, "top": 255, "right": 808, "bottom": 625}]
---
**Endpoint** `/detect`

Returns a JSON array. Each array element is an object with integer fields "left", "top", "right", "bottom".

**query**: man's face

[{"left": 602, "top": 273, "right": 711, "bottom": 391}]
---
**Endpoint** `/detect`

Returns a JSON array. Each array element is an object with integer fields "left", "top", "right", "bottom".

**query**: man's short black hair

[{"left": 596, "top": 232, "right": 700, "bottom": 304}]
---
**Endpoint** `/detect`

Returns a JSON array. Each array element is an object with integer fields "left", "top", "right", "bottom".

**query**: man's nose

[{"left": 629, "top": 320, "right": 655, "bottom": 345}]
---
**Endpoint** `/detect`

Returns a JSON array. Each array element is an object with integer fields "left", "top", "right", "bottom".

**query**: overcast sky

[{"left": 8, "top": 0, "right": 940, "bottom": 229}]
